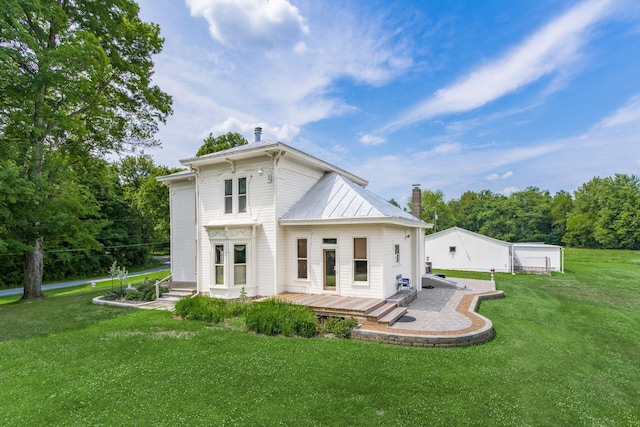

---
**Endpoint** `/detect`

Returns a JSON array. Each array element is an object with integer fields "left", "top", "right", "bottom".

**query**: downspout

[{"left": 192, "top": 166, "right": 202, "bottom": 293}]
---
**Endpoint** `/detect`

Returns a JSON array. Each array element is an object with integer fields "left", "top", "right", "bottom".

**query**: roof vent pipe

[
  {"left": 412, "top": 184, "right": 421, "bottom": 220},
  {"left": 254, "top": 127, "right": 262, "bottom": 142}
]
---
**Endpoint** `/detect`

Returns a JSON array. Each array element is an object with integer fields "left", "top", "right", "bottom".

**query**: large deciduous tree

[{"left": 0, "top": 1, "right": 172, "bottom": 299}]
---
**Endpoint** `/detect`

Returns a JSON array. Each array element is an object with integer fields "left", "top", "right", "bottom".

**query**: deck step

[
  {"left": 365, "top": 302, "right": 398, "bottom": 321},
  {"left": 377, "top": 306, "right": 408, "bottom": 326}
]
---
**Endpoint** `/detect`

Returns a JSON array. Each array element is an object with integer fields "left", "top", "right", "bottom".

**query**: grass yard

[{"left": 1, "top": 250, "right": 639, "bottom": 426}]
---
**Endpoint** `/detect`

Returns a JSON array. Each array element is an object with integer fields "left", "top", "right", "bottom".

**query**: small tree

[{"left": 108, "top": 261, "right": 128, "bottom": 290}]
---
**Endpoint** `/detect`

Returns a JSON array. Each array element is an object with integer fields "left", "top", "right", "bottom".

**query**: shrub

[
  {"left": 174, "top": 296, "right": 229, "bottom": 323},
  {"left": 124, "top": 290, "right": 141, "bottom": 300},
  {"left": 102, "top": 283, "right": 167, "bottom": 302},
  {"left": 318, "top": 316, "right": 359, "bottom": 338},
  {"left": 245, "top": 298, "right": 318, "bottom": 338},
  {"left": 103, "top": 288, "right": 131, "bottom": 301}
]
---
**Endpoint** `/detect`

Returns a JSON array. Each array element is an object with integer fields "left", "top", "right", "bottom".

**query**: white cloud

[
  {"left": 596, "top": 93, "right": 640, "bottom": 128},
  {"left": 206, "top": 117, "right": 301, "bottom": 142},
  {"left": 153, "top": 1, "right": 413, "bottom": 160},
  {"left": 487, "top": 171, "right": 514, "bottom": 181},
  {"left": 185, "top": 0, "right": 309, "bottom": 49},
  {"left": 360, "top": 134, "right": 386, "bottom": 145},
  {"left": 433, "top": 143, "right": 462, "bottom": 155},
  {"left": 376, "top": 0, "right": 616, "bottom": 136}
]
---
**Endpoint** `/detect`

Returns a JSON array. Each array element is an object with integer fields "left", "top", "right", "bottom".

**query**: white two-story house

[{"left": 158, "top": 128, "right": 428, "bottom": 300}]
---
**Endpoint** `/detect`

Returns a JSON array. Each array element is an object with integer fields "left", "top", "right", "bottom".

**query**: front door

[{"left": 323, "top": 249, "right": 336, "bottom": 290}]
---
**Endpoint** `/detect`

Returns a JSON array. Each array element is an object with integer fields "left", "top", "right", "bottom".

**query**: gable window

[
  {"left": 297, "top": 238, "right": 308, "bottom": 279},
  {"left": 234, "top": 244, "right": 247, "bottom": 285},
  {"left": 224, "top": 179, "right": 233, "bottom": 213},
  {"left": 449, "top": 246, "right": 457, "bottom": 254},
  {"left": 214, "top": 245, "right": 224, "bottom": 285},
  {"left": 354, "top": 237, "right": 368, "bottom": 282},
  {"left": 394, "top": 244, "right": 400, "bottom": 264},
  {"left": 238, "top": 177, "right": 247, "bottom": 213}
]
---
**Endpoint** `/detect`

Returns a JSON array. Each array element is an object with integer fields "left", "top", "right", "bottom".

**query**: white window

[
  {"left": 297, "top": 238, "right": 308, "bottom": 279},
  {"left": 238, "top": 177, "right": 247, "bottom": 213},
  {"left": 224, "top": 179, "right": 233, "bottom": 214},
  {"left": 234, "top": 244, "right": 247, "bottom": 285},
  {"left": 394, "top": 244, "right": 400, "bottom": 264},
  {"left": 214, "top": 245, "right": 224, "bottom": 285},
  {"left": 354, "top": 237, "right": 368, "bottom": 282},
  {"left": 223, "top": 177, "right": 248, "bottom": 214}
]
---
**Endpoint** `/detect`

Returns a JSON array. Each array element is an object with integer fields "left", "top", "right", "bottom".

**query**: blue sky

[{"left": 137, "top": 0, "right": 640, "bottom": 203}]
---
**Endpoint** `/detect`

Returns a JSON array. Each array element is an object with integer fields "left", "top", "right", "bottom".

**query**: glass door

[{"left": 323, "top": 249, "right": 336, "bottom": 290}]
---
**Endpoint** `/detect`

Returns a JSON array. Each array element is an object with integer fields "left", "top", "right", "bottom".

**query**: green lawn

[{"left": 1, "top": 250, "right": 639, "bottom": 426}]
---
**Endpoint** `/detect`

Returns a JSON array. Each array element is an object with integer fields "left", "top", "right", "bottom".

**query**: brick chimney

[
  {"left": 254, "top": 127, "right": 262, "bottom": 142},
  {"left": 412, "top": 184, "right": 421, "bottom": 220}
]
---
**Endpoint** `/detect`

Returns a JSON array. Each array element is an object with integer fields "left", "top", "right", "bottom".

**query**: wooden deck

[{"left": 277, "top": 293, "right": 408, "bottom": 326}]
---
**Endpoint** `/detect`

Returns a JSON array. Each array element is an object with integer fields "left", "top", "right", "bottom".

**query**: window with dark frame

[
  {"left": 394, "top": 244, "right": 400, "bottom": 264},
  {"left": 449, "top": 246, "right": 456, "bottom": 254},
  {"left": 297, "top": 238, "right": 308, "bottom": 279},
  {"left": 354, "top": 237, "right": 368, "bottom": 282}
]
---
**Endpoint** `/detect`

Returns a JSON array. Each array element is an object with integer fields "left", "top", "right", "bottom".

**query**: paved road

[{"left": 0, "top": 258, "right": 170, "bottom": 297}]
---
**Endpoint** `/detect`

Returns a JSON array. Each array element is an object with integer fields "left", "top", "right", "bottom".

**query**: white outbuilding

[{"left": 424, "top": 227, "right": 564, "bottom": 274}]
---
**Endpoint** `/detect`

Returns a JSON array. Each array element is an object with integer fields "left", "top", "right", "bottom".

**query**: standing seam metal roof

[{"left": 281, "top": 172, "right": 425, "bottom": 225}]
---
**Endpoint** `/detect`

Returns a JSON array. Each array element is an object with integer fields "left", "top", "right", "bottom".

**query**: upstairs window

[
  {"left": 223, "top": 177, "right": 247, "bottom": 214},
  {"left": 354, "top": 237, "right": 368, "bottom": 282},
  {"left": 238, "top": 177, "right": 247, "bottom": 213},
  {"left": 224, "top": 179, "right": 233, "bottom": 214}
]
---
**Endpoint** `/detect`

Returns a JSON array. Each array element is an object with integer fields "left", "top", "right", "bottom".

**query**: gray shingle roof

[{"left": 281, "top": 172, "right": 426, "bottom": 226}]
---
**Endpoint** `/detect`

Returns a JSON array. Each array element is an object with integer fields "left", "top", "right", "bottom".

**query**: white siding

[
  {"left": 274, "top": 157, "right": 325, "bottom": 294},
  {"left": 169, "top": 181, "right": 197, "bottom": 284},
  {"left": 425, "top": 228, "right": 511, "bottom": 273},
  {"left": 281, "top": 224, "right": 418, "bottom": 299},
  {"left": 197, "top": 156, "right": 277, "bottom": 296},
  {"left": 513, "top": 244, "right": 563, "bottom": 272}
]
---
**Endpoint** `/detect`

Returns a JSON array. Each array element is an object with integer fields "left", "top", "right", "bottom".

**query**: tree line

[
  {"left": 0, "top": 155, "right": 177, "bottom": 289},
  {"left": 0, "top": 1, "right": 173, "bottom": 296},
  {"left": 402, "top": 174, "right": 640, "bottom": 250}
]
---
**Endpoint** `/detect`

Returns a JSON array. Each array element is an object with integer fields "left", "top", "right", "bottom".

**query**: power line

[{"left": 0, "top": 241, "right": 169, "bottom": 257}]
